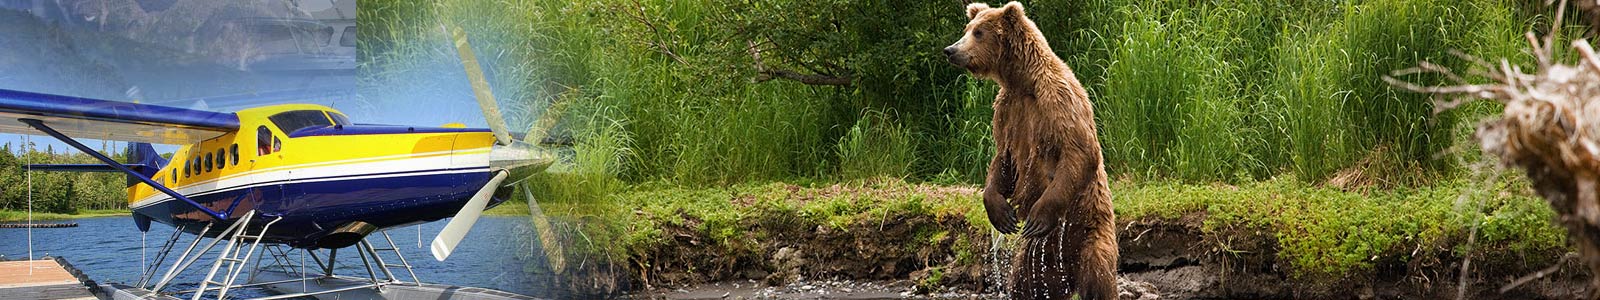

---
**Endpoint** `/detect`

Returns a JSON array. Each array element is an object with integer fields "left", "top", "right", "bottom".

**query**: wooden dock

[
  {"left": 0, "top": 259, "right": 97, "bottom": 300},
  {"left": 0, "top": 223, "right": 78, "bottom": 228}
]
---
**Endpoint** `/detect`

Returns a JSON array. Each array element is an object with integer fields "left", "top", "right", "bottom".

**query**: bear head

[{"left": 944, "top": 1, "right": 1031, "bottom": 81}]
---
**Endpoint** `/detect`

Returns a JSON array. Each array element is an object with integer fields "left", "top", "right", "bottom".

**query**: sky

[{"left": 0, "top": 0, "right": 502, "bottom": 156}]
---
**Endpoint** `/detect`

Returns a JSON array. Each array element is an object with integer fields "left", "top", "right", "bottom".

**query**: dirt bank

[
  {"left": 624, "top": 210, "right": 1588, "bottom": 299},
  {"left": 533, "top": 180, "right": 1586, "bottom": 299},
  {"left": 1120, "top": 212, "right": 1586, "bottom": 299}
]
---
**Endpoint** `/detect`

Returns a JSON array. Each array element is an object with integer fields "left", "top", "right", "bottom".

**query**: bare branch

[
  {"left": 747, "top": 39, "right": 852, "bottom": 86},
  {"left": 616, "top": 0, "right": 687, "bottom": 65},
  {"left": 755, "top": 69, "right": 853, "bottom": 86}
]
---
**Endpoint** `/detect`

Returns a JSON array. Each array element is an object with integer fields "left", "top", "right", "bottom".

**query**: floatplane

[{"left": 0, "top": 25, "right": 552, "bottom": 300}]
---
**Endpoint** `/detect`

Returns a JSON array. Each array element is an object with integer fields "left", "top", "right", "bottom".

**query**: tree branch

[
  {"left": 747, "top": 40, "right": 851, "bottom": 86},
  {"left": 617, "top": 0, "right": 687, "bottom": 65},
  {"left": 756, "top": 69, "right": 853, "bottom": 86}
]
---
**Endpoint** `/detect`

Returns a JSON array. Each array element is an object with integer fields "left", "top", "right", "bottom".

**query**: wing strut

[{"left": 18, "top": 118, "right": 227, "bottom": 221}]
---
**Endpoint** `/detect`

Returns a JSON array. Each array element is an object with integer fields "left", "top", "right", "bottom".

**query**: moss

[{"left": 1115, "top": 176, "right": 1568, "bottom": 280}]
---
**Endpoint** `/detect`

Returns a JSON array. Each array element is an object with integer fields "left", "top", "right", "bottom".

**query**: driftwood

[{"left": 1385, "top": 0, "right": 1600, "bottom": 297}]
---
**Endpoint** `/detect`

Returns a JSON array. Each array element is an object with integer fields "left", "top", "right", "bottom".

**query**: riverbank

[
  {"left": 600, "top": 177, "right": 1581, "bottom": 299},
  {"left": 0, "top": 209, "right": 127, "bottom": 222}
]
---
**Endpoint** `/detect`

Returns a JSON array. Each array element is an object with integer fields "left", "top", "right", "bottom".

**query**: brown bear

[{"left": 943, "top": 2, "right": 1117, "bottom": 300}]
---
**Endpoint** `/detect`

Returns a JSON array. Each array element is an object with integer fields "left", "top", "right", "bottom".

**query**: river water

[{"left": 0, "top": 215, "right": 550, "bottom": 298}]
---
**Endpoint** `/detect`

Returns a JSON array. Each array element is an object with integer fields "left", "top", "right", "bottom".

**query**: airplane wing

[{"left": 0, "top": 89, "right": 239, "bottom": 145}]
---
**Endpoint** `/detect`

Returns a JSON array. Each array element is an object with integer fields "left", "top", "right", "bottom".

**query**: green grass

[
  {"left": 0, "top": 209, "right": 128, "bottom": 222},
  {"left": 1099, "top": 2, "right": 1253, "bottom": 181},
  {"left": 357, "top": 0, "right": 1565, "bottom": 187},
  {"left": 837, "top": 109, "right": 918, "bottom": 180}
]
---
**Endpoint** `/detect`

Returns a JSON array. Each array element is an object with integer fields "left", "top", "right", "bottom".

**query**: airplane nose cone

[{"left": 490, "top": 141, "right": 555, "bottom": 181}]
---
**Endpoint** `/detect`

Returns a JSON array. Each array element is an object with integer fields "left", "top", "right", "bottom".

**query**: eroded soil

[{"left": 626, "top": 210, "right": 1591, "bottom": 299}]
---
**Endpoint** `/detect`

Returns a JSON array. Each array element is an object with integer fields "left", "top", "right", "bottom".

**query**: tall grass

[
  {"left": 837, "top": 109, "right": 917, "bottom": 180},
  {"left": 1093, "top": 0, "right": 1531, "bottom": 184},
  {"left": 360, "top": 0, "right": 1559, "bottom": 187},
  {"left": 930, "top": 76, "right": 997, "bottom": 184},
  {"left": 1098, "top": 2, "right": 1258, "bottom": 182},
  {"left": 1270, "top": 24, "right": 1356, "bottom": 182}
]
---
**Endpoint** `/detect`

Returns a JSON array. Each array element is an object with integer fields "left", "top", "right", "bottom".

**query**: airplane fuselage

[{"left": 128, "top": 104, "right": 507, "bottom": 249}]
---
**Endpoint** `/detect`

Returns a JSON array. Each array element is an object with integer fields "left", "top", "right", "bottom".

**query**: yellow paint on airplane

[{"left": 127, "top": 104, "right": 496, "bottom": 205}]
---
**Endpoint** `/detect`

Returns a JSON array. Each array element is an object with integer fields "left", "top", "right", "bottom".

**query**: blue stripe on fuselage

[
  {"left": 286, "top": 125, "right": 490, "bottom": 138},
  {"left": 132, "top": 169, "right": 501, "bottom": 249}
]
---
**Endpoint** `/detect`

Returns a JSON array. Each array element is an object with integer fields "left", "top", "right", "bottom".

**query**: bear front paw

[{"left": 984, "top": 200, "right": 1018, "bottom": 234}]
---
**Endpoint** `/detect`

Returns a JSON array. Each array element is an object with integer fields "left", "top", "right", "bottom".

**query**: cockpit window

[
  {"left": 268, "top": 110, "right": 333, "bottom": 134},
  {"left": 327, "top": 112, "right": 351, "bottom": 126},
  {"left": 257, "top": 126, "right": 273, "bottom": 155}
]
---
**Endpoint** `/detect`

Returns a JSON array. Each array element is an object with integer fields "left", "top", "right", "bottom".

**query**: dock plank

[
  {"left": 0, "top": 260, "right": 96, "bottom": 300},
  {"left": 0, "top": 260, "right": 78, "bottom": 288}
]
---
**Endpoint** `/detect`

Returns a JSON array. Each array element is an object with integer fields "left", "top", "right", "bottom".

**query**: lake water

[{"left": 0, "top": 215, "right": 554, "bottom": 299}]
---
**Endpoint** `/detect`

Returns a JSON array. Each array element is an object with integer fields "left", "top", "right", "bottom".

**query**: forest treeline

[{"left": 0, "top": 142, "right": 131, "bottom": 213}]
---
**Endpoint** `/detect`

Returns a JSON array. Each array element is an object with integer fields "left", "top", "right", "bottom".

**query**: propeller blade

[
  {"left": 430, "top": 171, "right": 509, "bottom": 261},
  {"left": 446, "top": 21, "right": 515, "bottom": 146},
  {"left": 522, "top": 182, "right": 566, "bottom": 272}
]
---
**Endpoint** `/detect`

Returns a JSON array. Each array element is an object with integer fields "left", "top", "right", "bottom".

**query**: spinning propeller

[{"left": 428, "top": 22, "right": 559, "bottom": 261}]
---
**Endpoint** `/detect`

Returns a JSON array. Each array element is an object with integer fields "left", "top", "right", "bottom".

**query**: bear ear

[
  {"left": 966, "top": 2, "right": 990, "bottom": 20},
  {"left": 1001, "top": 1, "right": 1025, "bottom": 21}
]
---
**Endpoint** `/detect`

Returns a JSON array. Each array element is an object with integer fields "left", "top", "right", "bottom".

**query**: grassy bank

[
  {"left": 0, "top": 209, "right": 128, "bottom": 222},
  {"left": 593, "top": 176, "right": 1566, "bottom": 291},
  {"left": 356, "top": 0, "right": 1589, "bottom": 296}
]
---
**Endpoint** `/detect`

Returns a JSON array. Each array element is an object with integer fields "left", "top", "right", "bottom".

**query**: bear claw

[{"left": 986, "top": 205, "right": 1018, "bottom": 234}]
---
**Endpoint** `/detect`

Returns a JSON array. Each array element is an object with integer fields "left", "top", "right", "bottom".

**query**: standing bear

[{"left": 943, "top": 2, "right": 1117, "bottom": 300}]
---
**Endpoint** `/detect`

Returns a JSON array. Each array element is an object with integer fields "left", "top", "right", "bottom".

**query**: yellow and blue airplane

[
  {"left": 0, "top": 25, "right": 548, "bottom": 267},
  {"left": 0, "top": 88, "right": 550, "bottom": 260}
]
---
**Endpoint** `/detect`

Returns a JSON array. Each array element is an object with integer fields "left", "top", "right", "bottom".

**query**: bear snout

[{"left": 944, "top": 46, "right": 968, "bottom": 67}]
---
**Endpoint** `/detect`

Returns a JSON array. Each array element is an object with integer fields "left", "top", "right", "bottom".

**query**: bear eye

[{"left": 974, "top": 30, "right": 985, "bottom": 39}]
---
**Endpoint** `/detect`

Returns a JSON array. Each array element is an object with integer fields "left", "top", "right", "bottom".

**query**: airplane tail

[{"left": 124, "top": 142, "right": 165, "bottom": 187}]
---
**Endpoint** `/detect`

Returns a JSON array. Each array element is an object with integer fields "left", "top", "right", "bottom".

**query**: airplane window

[
  {"left": 273, "top": 137, "right": 282, "bottom": 152},
  {"left": 215, "top": 150, "right": 225, "bottom": 170},
  {"left": 205, "top": 153, "right": 213, "bottom": 172},
  {"left": 268, "top": 110, "right": 333, "bottom": 134},
  {"left": 327, "top": 112, "right": 350, "bottom": 126},
  {"left": 339, "top": 26, "right": 355, "bottom": 47},
  {"left": 185, "top": 158, "right": 192, "bottom": 177},
  {"left": 245, "top": 21, "right": 333, "bottom": 55},
  {"left": 257, "top": 126, "right": 273, "bottom": 155},
  {"left": 171, "top": 169, "right": 176, "bottom": 182},
  {"left": 231, "top": 144, "right": 240, "bottom": 166}
]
